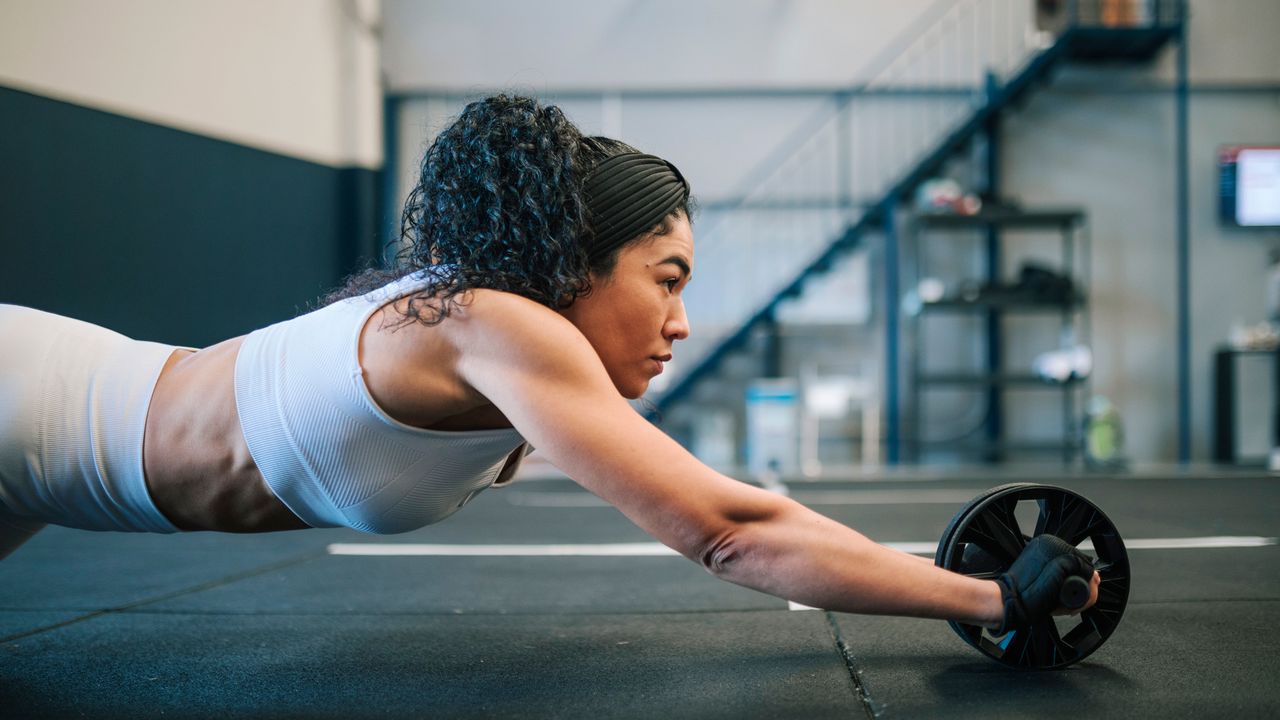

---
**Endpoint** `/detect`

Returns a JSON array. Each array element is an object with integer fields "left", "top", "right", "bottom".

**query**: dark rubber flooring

[{"left": 2, "top": 470, "right": 1277, "bottom": 718}]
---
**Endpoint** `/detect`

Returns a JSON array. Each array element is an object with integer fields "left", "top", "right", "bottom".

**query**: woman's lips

[{"left": 650, "top": 354, "right": 672, "bottom": 375}]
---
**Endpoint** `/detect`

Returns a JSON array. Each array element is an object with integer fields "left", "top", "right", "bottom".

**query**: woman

[{"left": 0, "top": 94, "right": 1096, "bottom": 634}]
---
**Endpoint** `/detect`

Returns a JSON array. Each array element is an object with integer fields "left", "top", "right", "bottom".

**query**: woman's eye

[{"left": 664, "top": 278, "right": 679, "bottom": 292}]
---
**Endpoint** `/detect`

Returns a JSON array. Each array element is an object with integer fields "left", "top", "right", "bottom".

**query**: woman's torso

[{"left": 143, "top": 279, "right": 524, "bottom": 534}]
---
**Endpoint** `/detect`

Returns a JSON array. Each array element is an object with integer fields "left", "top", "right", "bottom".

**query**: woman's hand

[{"left": 993, "top": 534, "right": 1099, "bottom": 634}]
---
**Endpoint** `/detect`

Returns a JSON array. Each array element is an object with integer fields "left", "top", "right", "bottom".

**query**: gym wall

[
  {"left": 383, "top": 0, "right": 1280, "bottom": 463},
  {"left": 0, "top": 0, "right": 382, "bottom": 347},
  {"left": 1000, "top": 1, "right": 1280, "bottom": 461}
]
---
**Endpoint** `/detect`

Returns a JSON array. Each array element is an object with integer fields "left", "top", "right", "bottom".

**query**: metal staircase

[{"left": 645, "top": 0, "right": 1185, "bottom": 453}]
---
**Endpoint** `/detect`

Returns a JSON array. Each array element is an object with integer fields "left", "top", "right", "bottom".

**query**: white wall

[
  {"left": 383, "top": 0, "right": 940, "bottom": 91},
  {"left": 0, "top": 0, "right": 382, "bottom": 168},
  {"left": 1150, "top": 0, "right": 1280, "bottom": 84},
  {"left": 394, "top": 94, "right": 837, "bottom": 211}
]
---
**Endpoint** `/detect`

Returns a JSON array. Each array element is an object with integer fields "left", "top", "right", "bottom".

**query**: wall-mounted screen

[{"left": 1220, "top": 145, "right": 1280, "bottom": 228}]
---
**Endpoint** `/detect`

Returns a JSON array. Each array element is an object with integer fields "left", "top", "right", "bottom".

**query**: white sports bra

[{"left": 233, "top": 271, "right": 527, "bottom": 534}]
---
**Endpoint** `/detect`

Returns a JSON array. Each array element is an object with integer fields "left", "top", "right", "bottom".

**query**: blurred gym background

[{"left": 1, "top": 0, "right": 1277, "bottom": 476}]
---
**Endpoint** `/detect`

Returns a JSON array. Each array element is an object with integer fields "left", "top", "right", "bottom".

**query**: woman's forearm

[{"left": 708, "top": 497, "right": 1004, "bottom": 628}]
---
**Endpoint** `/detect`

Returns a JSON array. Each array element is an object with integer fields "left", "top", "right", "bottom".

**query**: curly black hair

[{"left": 327, "top": 94, "right": 693, "bottom": 325}]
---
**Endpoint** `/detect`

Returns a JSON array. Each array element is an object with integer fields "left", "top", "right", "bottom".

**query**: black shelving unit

[
  {"left": 1213, "top": 347, "right": 1280, "bottom": 466},
  {"left": 907, "top": 206, "right": 1090, "bottom": 464}
]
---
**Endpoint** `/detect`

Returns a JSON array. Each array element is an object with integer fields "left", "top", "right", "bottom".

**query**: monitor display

[{"left": 1220, "top": 145, "right": 1280, "bottom": 228}]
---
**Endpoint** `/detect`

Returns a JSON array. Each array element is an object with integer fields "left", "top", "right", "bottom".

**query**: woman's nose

[{"left": 665, "top": 299, "right": 690, "bottom": 341}]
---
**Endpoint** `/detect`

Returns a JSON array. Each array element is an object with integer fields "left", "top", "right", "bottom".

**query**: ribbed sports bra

[{"left": 233, "top": 271, "right": 527, "bottom": 534}]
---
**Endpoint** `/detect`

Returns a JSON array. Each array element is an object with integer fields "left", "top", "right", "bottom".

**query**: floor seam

[
  {"left": 0, "top": 549, "right": 326, "bottom": 646},
  {"left": 824, "top": 611, "right": 881, "bottom": 720}
]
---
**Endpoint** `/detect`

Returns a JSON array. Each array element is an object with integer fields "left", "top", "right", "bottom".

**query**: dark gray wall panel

[{"left": 0, "top": 85, "right": 380, "bottom": 347}]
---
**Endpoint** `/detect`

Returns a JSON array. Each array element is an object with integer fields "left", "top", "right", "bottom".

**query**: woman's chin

[{"left": 619, "top": 379, "right": 648, "bottom": 400}]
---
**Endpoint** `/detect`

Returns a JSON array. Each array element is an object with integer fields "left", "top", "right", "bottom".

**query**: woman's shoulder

[
  {"left": 453, "top": 289, "right": 573, "bottom": 334},
  {"left": 443, "top": 289, "right": 596, "bottom": 369},
  {"left": 368, "top": 287, "right": 584, "bottom": 364},
  {"left": 358, "top": 288, "right": 586, "bottom": 426}
]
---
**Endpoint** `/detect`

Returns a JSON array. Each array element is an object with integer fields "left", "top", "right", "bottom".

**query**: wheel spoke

[
  {"left": 956, "top": 497, "right": 1026, "bottom": 566},
  {"left": 1080, "top": 604, "right": 1120, "bottom": 636},
  {"left": 1026, "top": 618, "right": 1070, "bottom": 667},
  {"left": 1092, "top": 532, "right": 1129, "bottom": 564},
  {"left": 998, "top": 627, "right": 1030, "bottom": 665},
  {"left": 1038, "top": 492, "right": 1102, "bottom": 546},
  {"left": 1095, "top": 576, "right": 1130, "bottom": 610},
  {"left": 1062, "top": 618, "right": 1103, "bottom": 656}
]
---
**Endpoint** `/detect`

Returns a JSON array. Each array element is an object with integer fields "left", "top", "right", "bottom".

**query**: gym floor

[{"left": 2, "top": 467, "right": 1276, "bottom": 719}]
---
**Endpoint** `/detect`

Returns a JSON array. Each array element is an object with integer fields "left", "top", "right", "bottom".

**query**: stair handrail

[{"left": 695, "top": 0, "right": 959, "bottom": 238}]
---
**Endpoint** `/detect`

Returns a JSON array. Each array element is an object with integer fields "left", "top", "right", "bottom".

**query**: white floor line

[
  {"left": 886, "top": 542, "right": 943, "bottom": 554},
  {"left": 504, "top": 488, "right": 990, "bottom": 508},
  {"left": 327, "top": 542, "right": 681, "bottom": 556},
  {"left": 789, "top": 490, "right": 989, "bottom": 505},
  {"left": 504, "top": 493, "right": 611, "bottom": 507},
  {"left": 327, "top": 536, "right": 1276, "bottom": 557},
  {"left": 1096, "top": 536, "right": 1278, "bottom": 550}
]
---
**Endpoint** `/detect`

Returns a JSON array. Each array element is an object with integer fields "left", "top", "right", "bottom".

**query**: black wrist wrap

[{"left": 992, "top": 534, "right": 1093, "bottom": 637}]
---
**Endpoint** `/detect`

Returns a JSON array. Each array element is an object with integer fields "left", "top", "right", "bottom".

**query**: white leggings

[{"left": 0, "top": 305, "right": 180, "bottom": 559}]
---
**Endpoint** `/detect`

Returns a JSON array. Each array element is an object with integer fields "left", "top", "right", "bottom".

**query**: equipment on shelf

[
  {"left": 914, "top": 177, "right": 983, "bottom": 216},
  {"left": 950, "top": 263, "right": 1080, "bottom": 307},
  {"left": 1033, "top": 344, "right": 1093, "bottom": 383}
]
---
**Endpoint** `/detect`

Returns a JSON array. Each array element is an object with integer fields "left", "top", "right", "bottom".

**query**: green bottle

[{"left": 1084, "top": 396, "right": 1124, "bottom": 468}]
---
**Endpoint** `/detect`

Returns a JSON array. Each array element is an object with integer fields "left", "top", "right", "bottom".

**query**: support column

[
  {"left": 883, "top": 195, "right": 901, "bottom": 464},
  {"left": 381, "top": 94, "right": 401, "bottom": 268},
  {"left": 761, "top": 313, "right": 783, "bottom": 379},
  {"left": 983, "top": 72, "right": 1004, "bottom": 463},
  {"left": 1175, "top": 21, "right": 1191, "bottom": 462}
]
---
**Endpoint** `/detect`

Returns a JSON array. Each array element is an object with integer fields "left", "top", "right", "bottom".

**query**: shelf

[
  {"left": 917, "top": 438, "right": 1083, "bottom": 454},
  {"left": 917, "top": 373, "right": 1086, "bottom": 387},
  {"left": 1062, "top": 27, "right": 1182, "bottom": 63},
  {"left": 907, "top": 202, "right": 1089, "bottom": 464},
  {"left": 915, "top": 206, "right": 1085, "bottom": 230},
  {"left": 1216, "top": 346, "right": 1280, "bottom": 356},
  {"left": 921, "top": 296, "right": 1083, "bottom": 312}
]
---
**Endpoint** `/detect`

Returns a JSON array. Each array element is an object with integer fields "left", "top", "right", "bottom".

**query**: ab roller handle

[{"left": 1059, "top": 574, "right": 1091, "bottom": 610}]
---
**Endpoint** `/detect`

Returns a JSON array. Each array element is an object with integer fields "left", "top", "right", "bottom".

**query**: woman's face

[{"left": 559, "top": 213, "right": 693, "bottom": 399}]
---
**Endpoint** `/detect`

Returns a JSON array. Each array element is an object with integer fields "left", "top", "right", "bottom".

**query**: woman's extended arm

[{"left": 450, "top": 295, "right": 1005, "bottom": 626}]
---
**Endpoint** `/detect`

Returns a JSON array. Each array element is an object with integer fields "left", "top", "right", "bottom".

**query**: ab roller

[{"left": 935, "top": 483, "right": 1131, "bottom": 670}]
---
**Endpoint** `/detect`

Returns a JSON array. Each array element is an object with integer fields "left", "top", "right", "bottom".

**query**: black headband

[{"left": 582, "top": 152, "right": 689, "bottom": 262}]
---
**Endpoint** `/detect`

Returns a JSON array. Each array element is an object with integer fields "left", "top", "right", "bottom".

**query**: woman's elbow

[
  {"left": 698, "top": 525, "right": 747, "bottom": 576},
  {"left": 694, "top": 493, "right": 793, "bottom": 577}
]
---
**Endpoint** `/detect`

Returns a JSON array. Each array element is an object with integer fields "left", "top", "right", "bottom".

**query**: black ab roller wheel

[{"left": 934, "top": 484, "right": 1130, "bottom": 670}]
